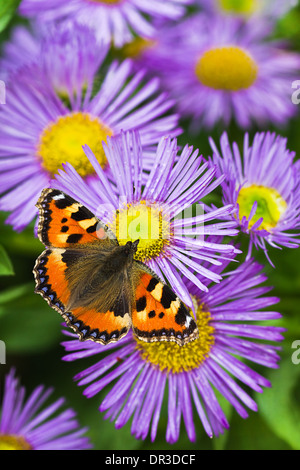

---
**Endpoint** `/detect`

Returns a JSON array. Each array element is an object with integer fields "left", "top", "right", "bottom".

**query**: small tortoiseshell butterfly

[{"left": 33, "top": 189, "right": 199, "bottom": 346}]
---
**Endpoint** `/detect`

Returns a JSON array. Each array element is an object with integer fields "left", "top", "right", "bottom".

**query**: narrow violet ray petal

[
  {"left": 170, "top": 256, "right": 209, "bottom": 292},
  {"left": 102, "top": 69, "right": 146, "bottom": 118},
  {"left": 178, "top": 373, "right": 196, "bottom": 442},
  {"left": 192, "top": 368, "right": 229, "bottom": 428},
  {"left": 204, "top": 358, "right": 259, "bottom": 411},
  {"left": 114, "top": 362, "right": 152, "bottom": 428},
  {"left": 216, "top": 336, "right": 282, "bottom": 368},
  {"left": 212, "top": 323, "right": 285, "bottom": 341},
  {"left": 136, "top": 369, "right": 165, "bottom": 441},
  {"left": 100, "top": 360, "right": 145, "bottom": 411},
  {"left": 16, "top": 386, "right": 54, "bottom": 433},
  {"left": 75, "top": 344, "right": 135, "bottom": 386},
  {"left": 0, "top": 372, "right": 22, "bottom": 432},
  {"left": 37, "top": 429, "right": 92, "bottom": 450},
  {"left": 27, "top": 412, "right": 78, "bottom": 444},
  {"left": 210, "top": 349, "right": 269, "bottom": 391},
  {"left": 83, "top": 350, "right": 142, "bottom": 398},
  {"left": 131, "top": 366, "right": 157, "bottom": 437},
  {"left": 151, "top": 372, "right": 167, "bottom": 442},
  {"left": 20, "top": 398, "right": 66, "bottom": 435},
  {"left": 202, "top": 360, "right": 254, "bottom": 416},
  {"left": 211, "top": 310, "right": 282, "bottom": 321},
  {"left": 172, "top": 249, "right": 222, "bottom": 283},
  {"left": 83, "top": 144, "right": 119, "bottom": 207},
  {"left": 103, "top": 394, "right": 128, "bottom": 423},
  {"left": 166, "top": 373, "right": 181, "bottom": 444},
  {"left": 8, "top": 387, "right": 26, "bottom": 433},
  {"left": 187, "top": 373, "right": 213, "bottom": 438}
]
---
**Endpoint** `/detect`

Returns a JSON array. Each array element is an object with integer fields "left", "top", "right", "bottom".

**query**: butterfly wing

[
  {"left": 33, "top": 189, "right": 131, "bottom": 344},
  {"left": 62, "top": 291, "right": 132, "bottom": 344},
  {"left": 131, "top": 263, "right": 199, "bottom": 346},
  {"left": 36, "top": 188, "right": 117, "bottom": 248}
]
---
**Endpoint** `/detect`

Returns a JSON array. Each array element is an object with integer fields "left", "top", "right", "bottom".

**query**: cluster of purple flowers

[{"left": 0, "top": 0, "right": 299, "bottom": 450}]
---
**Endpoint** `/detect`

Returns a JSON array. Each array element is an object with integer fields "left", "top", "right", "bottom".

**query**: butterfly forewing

[{"left": 36, "top": 188, "right": 117, "bottom": 248}]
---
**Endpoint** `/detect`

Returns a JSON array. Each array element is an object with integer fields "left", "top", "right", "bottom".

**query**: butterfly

[{"left": 33, "top": 189, "right": 199, "bottom": 346}]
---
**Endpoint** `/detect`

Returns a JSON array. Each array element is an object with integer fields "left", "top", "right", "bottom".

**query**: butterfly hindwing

[
  {"left": 63, "top": 302, "right": 131, "bottom": 344},
  {"left": 33, "top": 246, "right": 132, "bottom": 344},
  {"left": 131, "top": 266, "right": 199, "bottom": 346},
  {"left": 36, "top": 188, "right": 117, "bottom": 248}
]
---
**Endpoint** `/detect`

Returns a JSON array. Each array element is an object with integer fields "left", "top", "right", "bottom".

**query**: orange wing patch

[
  {"left": 36, "top": 188, "right": 115, "bottom": 248},
  {"left": 33, "top": 248, "right": 71, "bottom": 314},
  {"left": 132, "top": 272, "right": 199, "bottom": 346},
  {"left": 64, "top": 307, "right": 131, "bottom": 344}
]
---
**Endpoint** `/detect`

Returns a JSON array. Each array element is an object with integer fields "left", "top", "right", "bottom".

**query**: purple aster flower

[
  {"left": 0, "top": 21, "right": 108, "bottom": 100},
  {"left": 0, "top": 368, "right": 91, "bottom": 450},
  {"left": 60, "top": 253, "right": 284, "bottom": 443},
  {"left": 209, "top": 131, "right": 300, "bottom": 265},
  {"left": 197, "top": 0, "right": 298, "bottom": 20},
  {"left": 142, "top": 13, "right": 300, "bottom": 130},
  {"left": 19, "top": 0, "right": 192, "bottom": 48},
  {"left": 0, "top": 27, "right": 180, "bottom": 232},
  {"left": 0, "top": 24, "right": 42, "bottom": 82},
  {"left": 52, "top": 130, "right": 238, "bottom": 310}
]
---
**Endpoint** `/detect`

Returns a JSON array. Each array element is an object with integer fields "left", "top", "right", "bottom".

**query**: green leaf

[
  {"left": 0, "top": 215, "right": 42, "bottom": 256},
  {"left": 0, "top": 283, "right": 32, "bottom": 307},
  {"left": 256, "top": 357, "right": 300, "bottom": 450},
  {"left": 225, "top": 411, "right": 291, "bottom": 450},
  {"left": 275, "top": 9, "right": 300, "bottom": 40},
  {"left": 0, "top": 244, "right": 14, "bottom": 275},
  {"left": 0, "top": 0, "right": 21, "bottom": 33},
  {"left": 212, "top": 389, "right": 233, "bottom": 450},
  {"left": 0, "top": 289, "right": 62, "bottom": 353}
]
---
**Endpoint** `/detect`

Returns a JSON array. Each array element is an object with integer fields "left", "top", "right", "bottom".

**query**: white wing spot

[{"left": 184, "top": 316, "right": 192, "bottom": 328}]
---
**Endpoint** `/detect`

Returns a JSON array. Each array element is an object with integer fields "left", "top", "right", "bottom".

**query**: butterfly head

[{"left": 123, "top": 239, "right": 140, "bottom": 256}]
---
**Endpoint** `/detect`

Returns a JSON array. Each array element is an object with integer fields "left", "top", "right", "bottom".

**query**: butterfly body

[{"left": 33, "top": 189, "right": 199, "bottom": 346}]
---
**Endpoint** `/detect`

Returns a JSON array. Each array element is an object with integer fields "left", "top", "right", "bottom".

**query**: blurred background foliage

[{"left": 1, "top": 0, "right": 300, "bottom": 451}]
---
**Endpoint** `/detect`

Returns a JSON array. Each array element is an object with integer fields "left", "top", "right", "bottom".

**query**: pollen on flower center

[
  {"left": 217, "top": 0, "right": 258, "bottom": 14},
  {"left": 237, "top": 184, "right": 287, "bottom": 231},
  {"left": 37, "top": 112, "right": 113, "bottom": 177},
  {"left": 111, "top": 201, "right": 171, "bottom": 262},
  {"left": 121, "top": 37, "right": 157, "bottom": 59},
  {"left": 195, "top": 46, "right": 258, "bottom": 91},
  {"left": 135, "top": 301, "right": 215, "bottom": 374},
  {"left": 0, "top": 434, "right": 32, "bottom": 450}
]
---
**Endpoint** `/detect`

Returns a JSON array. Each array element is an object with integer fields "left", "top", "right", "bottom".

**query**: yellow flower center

[
  {"left": 0, "top": 434, "right": 32, "bottom": 450},
  {"left": 237, "top": 184, "right": 287, "bottom": 231},
  {"left": 135, "top": 302, "right": 215, "bottom": 374},
  {"left": 195, "top": 46, "right": 258, "bottom": 91},
  {"left": 37, "top": 112, "right": 113, "bottom": 177},
  {"left": 121, "top": 37, "right": 157, "bottom": 59},
  {"left": 111, "top": 201, "right": 171, "bottom": 262},
  {"left": 217, "top": 0, "right": 258, "bottom": 14}
]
